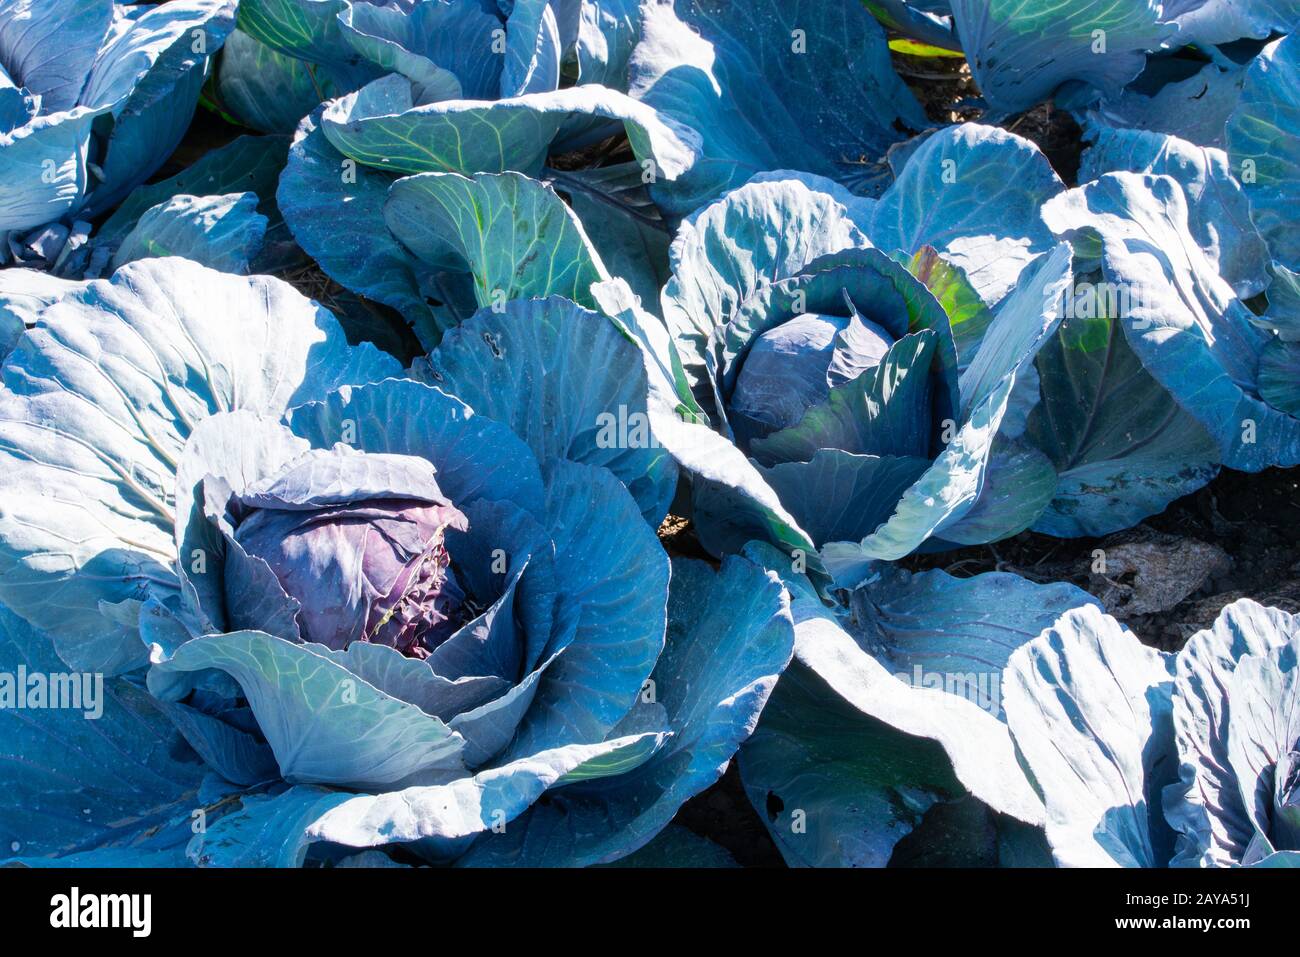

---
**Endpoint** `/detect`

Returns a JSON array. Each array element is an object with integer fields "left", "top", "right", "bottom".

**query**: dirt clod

[{"left": 1086, "top": 530, "right": 1231, "bottom": 619}]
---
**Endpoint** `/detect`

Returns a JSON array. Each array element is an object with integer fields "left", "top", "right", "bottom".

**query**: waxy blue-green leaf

[
  {"left": 867, "top": 123, "right": 1064, "bottom": 306},
  {"left": 149, "top": 630, "right": 470, "bottom": 789},
  {"left": 236, "top": 0, "right": 376, "bottom": 74},
  {"left": 1004, "top": 605, "right": 1177, "bottom": 867},
  {"left": 287, "top": 377, "right": 547, "bottom": 521},
  {"left": 0, "top": 604, "right": 207, "bottom": 863},
  {"left": 756, "top": 452, "right": 930, "bottom": 549},
  {"left": 628, "top": 0, "right": 926, "bottom": 215},
  {"left": 426, "top": 296, "right": 677, "bottom": 524},
  {"left": 0, "top": 269, "right": 84, "bottom": 360},
  {"left": 97, "top": 132, "right": 290, "bottom": 250},
  {"left": 1081, "top": 124, "right": 1271, "bottom": 299},
  {"left": 931, "top": 441, "right": 1059, "bottom": 546},
  {"left": 1260, "top": 338, "right": 1300, "bottom": 416},
  {"left": 1165, "top": 600, "right": 1298, "bottom": 867},
  {"left": 750, "top": 332, "right": 939, "bottom": 467},
  {"left": 278, "top": 115, "right": 444, "bottom": 347},
  {"left": 186, "top": 786, "right": 353, "bottom": 867},
  {"left": 78, "top": 0, "right": 239, "bottom": 216},
  {"left": 460, "top": 554, "right": 794, "bottom": 866},
  {"left": 302, "top": 731, "right": 668, "bottom": 854},
  {"left": 385, "top": 170, "right": 608, "bottom": 310},
  {"left": 549, "top": 162, "right": 671, "bottom": 311},
  {"left": 337, "top": 0, "right": 487, "bottom": 102},
  {"left": 1043, "top": 172, "right": 1300, "bottom": 471},
  {"left": 1173, "top": 0, "right": 1298, "bottom": 46},
  {"left": 110, "top": 191, "right": 268, "bottom": 274},
  {"left": 740, "top": 546, "right": 1095, "bottom": 866},
  {"left": 1085, "top": 60, "right": 1247, "bottom": 150},
  {"left": 948, "top": 0, "right": 1176, "bottom": 115},
  {"left": 320, "top": 74, "right": 700, "bottom": 180},
  {"left": 0, "top": 0, "right": 113, "bottom": 113},
  {"left": 1227, "top": 35, "right": 1300, "bottom": 273},
  {"left": 1263, "top": 264, "right": 1300, "bottom": 341},
  {"left": 1027, "top": 311, "right": 1221, "bottom": 537},
  {"left": 214, "top": 28, "right": 352, "bottom": 134},
  {"left": 741, "top": 660, "right": 965, "bottom": 867},
  {"left": 0, "top": 107, "right": 104, "bottom": 233},
  {"left": 504, "top": 460, "right": 669, "bottom": 759},
  {"left": 502, "top": 0, "right": 562, "bottom": 97}
]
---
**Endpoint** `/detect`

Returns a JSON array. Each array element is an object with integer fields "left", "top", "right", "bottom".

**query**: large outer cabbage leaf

[
  {"left": 1166, "top": 601, "right": 1300, "bottom": 867},
  {"left": 628, "top": 0, "right": 926, "bottom": 215},
  {"left": 1004, "top": 605, "right": 1178, "bottom": 867},
  {"left": 385, "top": 170, "right": 609, "bottom": 312},
  {"left": 1173, "top": 1, "right": 1298, "bottom": 46},
  {"left": 0, "top": 0, "right": 114, "bottom": 113},
  {"left": 1084, "top": 60, "right": 1247, "bottom": 150},
  {"left": 236, "top": 0, "right": 372, "bottom": 73},
  {"left": 740, "top": 543, "right": 1099, "bottom": 866},
  {"left": 277, "top": 113, "right": 447, "bottom": 348},
  {"left": 948, "top": 0, "right": 1177, "bottom": 115},
  {"left": 459, "top": 554, "right": 795, "bottom": 867},
  {"left": 0, "top": 604, "right": 208, "bottom": 864},
  {"left": 1043, "top": 172, "right": 1300, "bottom": 471},
  {"left": 150, "top": 629, "right": 471, "bottom": 789},
  {"left": 109, "top": 192, "right": 268, "bottom": 274},
  {"left": 301, "top": 732, "right": 666, "bottom": 855},
  {"left": 0, "top": 0, "right": 236, "bottom": 256},
  {"left": 96, "top": 132, "right": 290, "bottom": 252},
  {"left": 213, "top": 28, "right": 353, "bottom": 134},
  {"left": 336, "top": 0, "right": 478, "bottom": 101},
  {"left": 548, "top": 162, "right": 671, "bottom": 311},
  {"left": 1227, "top": 35, "right": 1300, "bottom": 275},
  {"left": 1027, "top": 309, "right": 1221, "bottom": 538},
  {"left": 424, "top": 296, "right": 677, "bottom": 524},
  {"left": 78, "top": 0, "right": 239, "bottom": 216},
  {"left": 0, "top": 107, "right": 104, "bottom": 234},
  {"left": 0, "top": 270, "right": 85, "bottom": 361},
  {"left": 865, "top": 123, "right": 1065, "bottom": 306},
  {"left": 320, "top": 74, "right": 700, "bottom": 181},
  {"left": 1080, "top": 124, "right": 1270, "bottom": 300}
]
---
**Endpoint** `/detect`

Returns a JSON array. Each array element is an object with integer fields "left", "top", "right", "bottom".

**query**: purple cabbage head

[{"left": 218, "top": 447, "right": 469, "bottom": 658}]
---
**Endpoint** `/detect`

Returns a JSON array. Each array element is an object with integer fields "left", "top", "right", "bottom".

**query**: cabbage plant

[
  {"left": 733, "top": 542, "right": 1300, "bottom": 869},
  {"left": 624, "top": 117, "right": 1300, "bottom": 576},
  {"left": 600, "top": 125, "right": 1078, "bottom": 579},
  {"left": 1005, "top": 599, "right": 1300, "bottom": 868},
  {"left": 0, "top": 257, "right": 793, "bottom": 867},
  {"left": 0, "top": 0, "right": 236, "bottom": 269},
  {"left": 735, "top": 541, "right": 1097, "bottom": 867}
]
